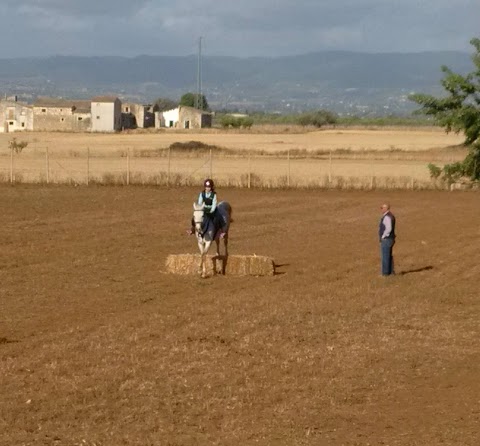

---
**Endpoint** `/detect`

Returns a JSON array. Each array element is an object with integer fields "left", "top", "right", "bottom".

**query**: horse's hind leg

[
  {"left": 219, "top": 235, "right": 229, "bottom": 275},
  {"left": 223, "top": 235, "right": 229, "bottom": 257}
]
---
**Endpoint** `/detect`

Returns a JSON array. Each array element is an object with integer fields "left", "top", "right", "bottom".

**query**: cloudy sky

[{"left": 0, "top": 0, "right": 478, "bottom": 58}]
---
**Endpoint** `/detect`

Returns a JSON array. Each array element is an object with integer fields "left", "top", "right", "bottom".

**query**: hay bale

[{"left": 165, "top": 254, "right": 275, "bottom": 276}]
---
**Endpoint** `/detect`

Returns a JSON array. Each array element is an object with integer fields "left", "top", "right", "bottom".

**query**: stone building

[
  {"left": 0, "top": 97, "right": 33, "bottom": 133},
  {"left": 33, "top": 98, "right": 91, "bottom": 132},
  {"left": 91, "top": 96, "right": 122, "bottom": 132},
  {"left": 122, "top": 103, "right": 155, "bottom": 129}
]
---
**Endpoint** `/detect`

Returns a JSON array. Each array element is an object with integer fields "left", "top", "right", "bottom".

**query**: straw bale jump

[{"left": 166, "top": 254, "right": 275, "bottom": 277}]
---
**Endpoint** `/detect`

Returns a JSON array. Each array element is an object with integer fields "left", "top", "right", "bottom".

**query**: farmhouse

[
  {"left": 2, "top": 94, "right": 211, "bottom": 133},
  {"left": 33, "top": 97, "right": 91, "bottom": 132},
  {"left": 122, "top": 103, "right": 155, "bottom": 129},
  {"left": 91, "top": 96, "right": 122, "bottom": 132},
  {"left": 156, "top": 106, "right": 212, "bottom": 129},
  {"left": 0, "top": 96, "right": 33, "bottom": 133}
]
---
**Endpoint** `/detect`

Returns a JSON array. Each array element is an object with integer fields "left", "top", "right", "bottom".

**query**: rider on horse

[{"left": 189, "top": 178, "right": 223, "bottom": 235}]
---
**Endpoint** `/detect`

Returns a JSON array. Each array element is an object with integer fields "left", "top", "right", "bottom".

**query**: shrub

[
  {"left": 220, "top": 115, "right": 254, "bottom": 129},
  {"left": 9, "top": 138, "right": 28, "bottom": 154},
  {"left": 297, "top": 110, "right": 337, "bottom": 128},
  {"left": 427, "top": 163, "right": 442, "bottom": 180}
]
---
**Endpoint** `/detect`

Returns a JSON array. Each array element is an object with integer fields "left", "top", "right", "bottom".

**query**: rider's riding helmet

[{"left": 204, "top": 178, "right": 215, "bottom": 189}]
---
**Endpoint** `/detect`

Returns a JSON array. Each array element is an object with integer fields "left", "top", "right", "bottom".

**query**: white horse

[{"left": 192, "top": 201, "right": 232, "bottom": 277}]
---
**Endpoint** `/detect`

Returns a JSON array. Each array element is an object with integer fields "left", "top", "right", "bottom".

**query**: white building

[
  {"left": 156, "top": 106, "right": 212, "bottom": 129},
  {"left": 91, "top": 96, "right": 122, "bottom": 132}
]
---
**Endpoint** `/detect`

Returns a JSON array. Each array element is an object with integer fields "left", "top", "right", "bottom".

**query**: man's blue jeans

[{"left": 380, "top": 238, "right": 395, "bottom": 276}]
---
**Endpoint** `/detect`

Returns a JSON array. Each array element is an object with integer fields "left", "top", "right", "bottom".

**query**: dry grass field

[
  {"left": 0, "top": 127, "right": 468, "bottom": 188},
  {"left": 1, "top": 185, "right": 479, "bottom": 445},
  {"left": 0, "top": 126, "right": 466, "bottom": 154}
]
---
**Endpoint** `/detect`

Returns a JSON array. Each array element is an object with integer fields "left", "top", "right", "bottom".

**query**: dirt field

[{"left": 1, "top": 185, "right": 479, "bottom": 445}]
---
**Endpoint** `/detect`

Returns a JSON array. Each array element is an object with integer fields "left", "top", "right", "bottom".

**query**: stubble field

[
  {"left": 0, "top": 127, "right": 467, "bottom": 187},
  {"left": 0, "top": 126, "right": 465, "bottom": 153},
  {"left": 1, "top": 185, "right": 479, "bottom": 445}
]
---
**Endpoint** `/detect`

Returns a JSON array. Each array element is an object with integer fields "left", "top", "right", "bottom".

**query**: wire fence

[{"left": 0, "top": 146, "right": 462, "bottom": 190}]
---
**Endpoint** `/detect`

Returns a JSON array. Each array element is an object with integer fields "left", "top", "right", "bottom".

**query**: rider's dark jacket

[{"left": 198, "top": 191, "right": 217, "bottom": 215}]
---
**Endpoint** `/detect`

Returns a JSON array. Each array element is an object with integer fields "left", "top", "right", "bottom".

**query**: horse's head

[{"left": 192, "top": 202, "right": 205, "bottom": 232}]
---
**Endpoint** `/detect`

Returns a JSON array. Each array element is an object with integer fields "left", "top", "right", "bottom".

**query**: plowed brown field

[{"left": 1, "top": 185, "right": 479, "bottom": 445}]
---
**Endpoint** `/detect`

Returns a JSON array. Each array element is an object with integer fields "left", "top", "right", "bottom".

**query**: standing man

[{"left": 379, "top": 202, "right": 396, "bottom": 276}]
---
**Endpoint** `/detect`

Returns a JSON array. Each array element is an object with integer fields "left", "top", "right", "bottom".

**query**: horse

[{"left": 192, "top": 201, "right": 232, "bottom": 278}]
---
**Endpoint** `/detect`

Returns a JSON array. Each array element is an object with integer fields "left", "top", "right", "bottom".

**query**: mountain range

[{"left": 0, "top": 51, "right": 473, "bottom": 115}]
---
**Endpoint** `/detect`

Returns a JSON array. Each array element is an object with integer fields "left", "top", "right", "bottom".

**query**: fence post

[
  {"left": 86, "top": 147, "right": 90, "bottom": 186},
  {"left": 10, "top": 146, "right": 14, "bottom": 184},
  {"left": 248, "top": 152, "right": 251, "bottom": 189},
  {"left": 328, "top": 149, "right": 332, "bottom": 185},
  {"left": 287, "top": 149, "right": 290, "bottom": 187},
  {"left": 45, "top": 146, "right": 50, "bottom": 184},
  {"left": 167, "top": 146, "right": 171, "bottom": 186},
  {"left": 370, "top": 176, "right": 375, "bottom": 190},
  {"left": 126, "top": 148, "right": 130, "bottom": 186},
  {"left": 209, "top": 148, "right": 212, "bottom": 177}
]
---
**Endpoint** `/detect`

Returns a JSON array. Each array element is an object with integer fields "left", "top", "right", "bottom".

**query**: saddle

[{"left": 202, "top": 211, "right": 225, "bottom": 238}]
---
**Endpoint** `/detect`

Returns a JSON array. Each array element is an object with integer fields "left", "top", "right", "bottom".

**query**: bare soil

[{"left": 1, "top": 185, "right": 479, "bottom": 445}]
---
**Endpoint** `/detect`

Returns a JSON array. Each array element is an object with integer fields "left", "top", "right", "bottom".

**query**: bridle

[{"left": 193, "top": 208, "right": 207, "bottom": 238}]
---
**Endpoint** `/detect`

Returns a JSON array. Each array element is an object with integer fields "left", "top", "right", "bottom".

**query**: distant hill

[{"left": 0, "top": 51, "right": 473, "bottom": 115}]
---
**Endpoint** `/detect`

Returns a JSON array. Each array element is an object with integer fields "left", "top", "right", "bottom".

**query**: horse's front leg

[
  {"left": 200, "top": 240, "right": 212, "bottom": 278},
  {"left": 201, "top": 253, "right": 207, "bottom": 278},
  {"left": 197, "top": 240, "right": 205, "bottom": 276}
]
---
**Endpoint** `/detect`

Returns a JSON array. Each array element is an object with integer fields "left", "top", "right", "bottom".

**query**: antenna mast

[{"left": 195, "top": 37, "right": 203, "bottom": 110}]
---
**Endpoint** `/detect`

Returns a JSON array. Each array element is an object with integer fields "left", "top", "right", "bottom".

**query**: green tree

[
  {"left": 410, "top": 37, "right": 480, "bottom": 181},
  {"left": 152, "top": 97, "right": 177, "bottom": 112},
  {"left": 179, "top": 93, "right": 209, "bottom": 111}
]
